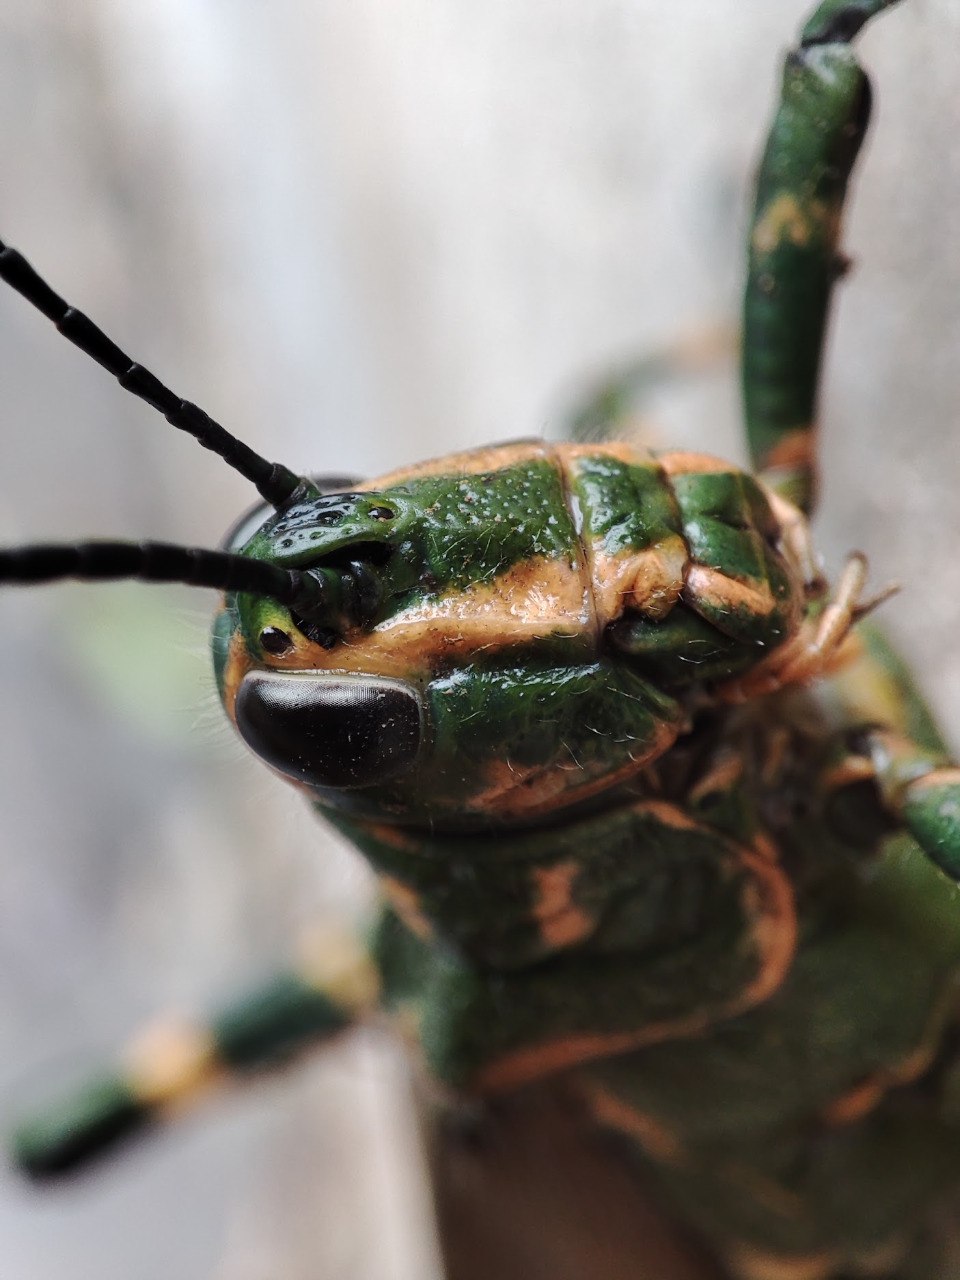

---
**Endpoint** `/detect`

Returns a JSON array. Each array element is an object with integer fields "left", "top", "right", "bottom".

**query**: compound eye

[
  {"left": 259, "top": 626, "right": 294, "bottom": 656},
  {"left": 234, "top": 671, "right": 422, "bottom": 789}
]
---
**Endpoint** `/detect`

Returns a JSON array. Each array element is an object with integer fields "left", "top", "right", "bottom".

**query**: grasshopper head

[{"left": 214, "top": 446, "right": 673, "bottom": 832}]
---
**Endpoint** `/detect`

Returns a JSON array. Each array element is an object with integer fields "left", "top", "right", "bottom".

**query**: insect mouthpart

[
  {"left": 283, "top": 555, "right": 385, "bottom": 647},
  {"left": 236, "top": 490, "right": 414, "bottom": 646}
]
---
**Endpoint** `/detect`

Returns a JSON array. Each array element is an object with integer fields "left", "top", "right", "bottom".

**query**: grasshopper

[{"left": 2, "top": 2, "right": 959, "bottom": 1277}]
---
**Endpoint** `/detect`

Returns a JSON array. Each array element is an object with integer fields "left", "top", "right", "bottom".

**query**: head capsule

[{"left": 214, "top": 443, "right": 820, "bottom": 834}]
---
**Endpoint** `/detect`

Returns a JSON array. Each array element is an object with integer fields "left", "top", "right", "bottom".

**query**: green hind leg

[
  {"left": 743, "top": 0, "right": 902, "bottom": 514},
  {"left": 865, "top": 733, "right": 960, "bottom": 884},
  {"left": 825, "top": 624, "right": 960, "bottom": 887},
  {"left": 11, "top": 927, "right": 378, "bottom": 1178}
]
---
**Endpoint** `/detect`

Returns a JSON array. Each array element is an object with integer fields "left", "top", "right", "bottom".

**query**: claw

[{"left": 717, "top": 551, "right": 893, "bottom": 702}]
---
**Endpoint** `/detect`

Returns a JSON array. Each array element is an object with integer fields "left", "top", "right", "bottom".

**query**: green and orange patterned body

[
  {"left": 207, "top": 438, "right": 960, "bottom": 1278},
  {"left": 215, "top": 441, "right": 810, "bottom": 830},
  {"left": 373, "top": 634, "right": 960, "bottom": 1280},
  {"left": 7, "top": 1, "right": 960, "bottom": 1278},
  {"left": 14, "top": 427, "right": 960, "bottom": 1275}
]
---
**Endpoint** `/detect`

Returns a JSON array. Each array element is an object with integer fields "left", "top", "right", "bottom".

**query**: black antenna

[
  {"left": 0, "top": 541, "right": 326, "bottom": 612},
  {"left": 0, "top": 240, "right": 302, "bottom": 508}
]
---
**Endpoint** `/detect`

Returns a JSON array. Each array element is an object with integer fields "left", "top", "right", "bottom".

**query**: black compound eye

[
  {"left": 235, "top": 671, "right": 422, "bottom": 789},
  {"left": 368, "top": 506, "right": 394, "bottom": 521},
  {"left": 259, "top": 626, "right": 294, "bottom": 655}
]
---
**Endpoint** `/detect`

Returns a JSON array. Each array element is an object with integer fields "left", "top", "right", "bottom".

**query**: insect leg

[
  {"left": 821, "top": 623, "right": 960, "bottom": 889},
  {"left": 742, "top": 0, "right": 902, "bottom": 514},
  {"left": 862, "top": 732, "right": 960, "bottom": 885},
  {"left": 12, "top": 928, "right": 379, "bottom": 1179}
]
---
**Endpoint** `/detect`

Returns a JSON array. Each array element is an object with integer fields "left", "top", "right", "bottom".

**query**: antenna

[
  {"left": 0, "top": 541, "right": 327, "bottom": 612},
  {"left": 0, "top": 240, "right": 302, "bottom": 508}
]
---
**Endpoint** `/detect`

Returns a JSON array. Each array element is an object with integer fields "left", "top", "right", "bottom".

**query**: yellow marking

[
  {"left": 378, "top": 554, "right": 590, "bottom": 630},
  {"left": 752, "top": 832, "right": 780, "bottom": 864},
  {"left": 379, "top": 876, "right": 435, "bottom": 943},
  {"left": 657, "top": 449, "right": 733, "bottom": 476},
  {"left": 910, "top": 767, "right": 960, "bottom": 791},
  {"left": 723, "top": 1244, "right": 838, "bottom": 1280},
  {"left": 295, "top": 924, "right": 381, "bottom": 1013},
  {"left": 359, "top": 441, "right": 554, "bottom": 489},
  {"left": 363, "top": 822, "right": 421, "bottom": 852},
  {"left": 742, "top": 836, "right": 797, "bottom": 1004},
  {"left": 764, "top": 488, "right": 818, "bottom": 586},
  {"left": 732, "top": 632, "right": 870, "bottom": 711},
  {"left": 761, "top": 427, "right": 816, "bottom": 471},
  {"left": 889, "top": 1037, "right": 939, "bottom": 1084},
  {"left": 717, "top": 555, "right": 870, "bottom": 703},
  {"left": 223, "top": 566, "right": 595, "bottom": 711},
  {"left": 562, "top": 440, "right": 650, "bottom": 465},
  {"left": 476, "top": 1027, "right": 680, "bottom": 1093},
  {"left": 726, "top": 1236, "right": 906, "bottom": 1280},
  {"left": 820, "top": 1077, "right": 885, "bottom": 1125},
  {"left": 584, "top": 1085, "right": 684, "bottom": 1165},
  {"left": 627, "top": 537, "right": 689, "bottom": 618},
  {"left": 125, "top": 1017, "right": 221, "bottom": 1109},
  {"left": 220, "top": 628, "right": 257, "bottom": 721},
  {"left": 634, "top": 799, "right": 701, "bottom": 830},
  {"left": 820, "top": 756, "right": 876, "bottom": 792},
  {"left": 685, "top": 564, "right": 777, "bottom": 618},
  {"left": 563, "top": 442, "right": 691, "bottom": 632},
  {"left": 530, "top": 861, "right": 594, "bottom": 950},
  {"left": 474, "top": 826, "right": 795, "bottom": 1092},
  {"left": 821, "top": 1002, "right": 945, "bottom": 1126},
  {"left": 688, "top": 750, "right": 744, "bottom": 803},
  {"left": 242, "top": 554, "right": 595, "bottom": 683},
  {"left": 592, "top": 537, "right": 688, "bottom": 627},
  {"left": 751, "top": 193, "right": 820, "bottom": 255},
  {"left": 468, "top": 717, "right": 680, "bottom": 822},
  {"left": 779, "top": 554, "right": 869, "bottom": 685}
]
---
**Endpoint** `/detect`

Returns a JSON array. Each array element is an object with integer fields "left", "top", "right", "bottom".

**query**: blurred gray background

[{"left": 0, "top": 1, "right": 957, "bottom": 1276}]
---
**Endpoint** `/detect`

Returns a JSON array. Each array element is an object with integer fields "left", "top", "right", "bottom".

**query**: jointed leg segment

[
  {"left": 12, "top": 926, "right": 379, "bottom": 1178},
  {"left": 741, "top": 0, "right": 902, "bottom": 514}
]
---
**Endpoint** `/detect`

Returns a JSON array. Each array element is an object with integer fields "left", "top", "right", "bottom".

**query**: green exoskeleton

[{"left": 2, "top": 1, "right": 959, "bottom": 1277}]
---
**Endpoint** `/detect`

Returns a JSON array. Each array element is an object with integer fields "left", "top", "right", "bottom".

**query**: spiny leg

[
  {"left": 11, "top": 927, "right": 379, "bottom": 1179},
  {"left": 717, "top": 552, "right": 894, "bottom": 702},
  {"left": 775, "top": 553, "right": 897, "bottom": 686},
  {"left": 742, "top": 0, "right": 902, "bottom": 514}
]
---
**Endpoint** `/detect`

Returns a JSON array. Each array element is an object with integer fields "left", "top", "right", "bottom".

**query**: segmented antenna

[
  {"left": 0, "top": 239, "right": 301, "bottom": 508},
  {"left": 0, "top": 542, "right": 326, "bottom": 612}
]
